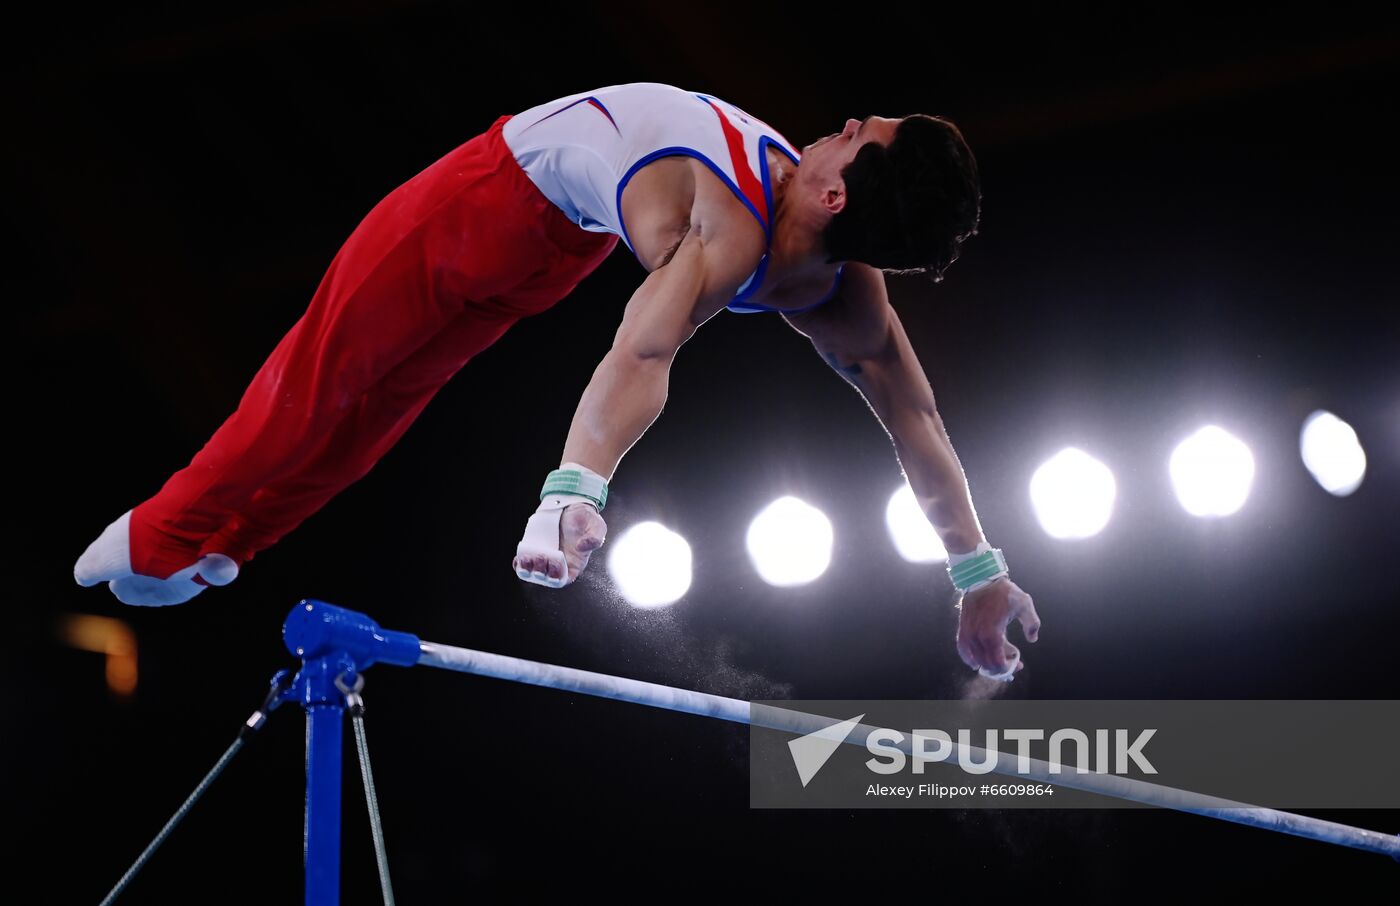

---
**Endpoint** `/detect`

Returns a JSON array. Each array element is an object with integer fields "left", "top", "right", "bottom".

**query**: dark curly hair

[{"left": 820, "top": 114, "right": 981, "bottom": 282}]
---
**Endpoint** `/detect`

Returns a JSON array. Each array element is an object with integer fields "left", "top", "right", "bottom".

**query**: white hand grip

[{"left": 514, "top": 504, "right": 572, "bottom": 589}]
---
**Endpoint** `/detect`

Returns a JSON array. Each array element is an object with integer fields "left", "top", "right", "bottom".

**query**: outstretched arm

[
  {"left": 784, "top": 262, "right": 985, "bottom": 552},
  {"left": 559, "top": 243, "right": 702, "bottom": 480},
  {"left": 562, "top": 219, "right": 762, "bottom": 475},
  {"left": 513, "top": 218, "right": 761, "bottom": 587},
  {"left": 783, "top": 262, "right": 1041, "bottom": 677}
]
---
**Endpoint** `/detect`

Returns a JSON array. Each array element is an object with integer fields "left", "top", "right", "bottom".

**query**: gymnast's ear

[{"left": 821, "top": 184, "right": 849, "bottom": 218}]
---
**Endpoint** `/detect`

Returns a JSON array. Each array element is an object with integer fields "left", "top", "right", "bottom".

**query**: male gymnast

[{"left": 75, "top": 82, "right": 1040, "bottom": 681}]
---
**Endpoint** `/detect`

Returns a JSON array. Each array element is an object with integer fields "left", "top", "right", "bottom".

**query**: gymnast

[{"left": 75, "top": 81, "right": 1039, "bottom": 681}]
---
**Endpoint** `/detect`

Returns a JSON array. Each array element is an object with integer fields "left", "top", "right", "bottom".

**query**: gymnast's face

[{"left": 799, "top": 115, "right": 902, "bottom": 216}]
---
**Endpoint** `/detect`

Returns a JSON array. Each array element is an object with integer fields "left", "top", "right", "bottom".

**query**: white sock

[
  {"left": 106, "top": 554, "right": 240, "bottom": 606},
  {"left": 76, "top": 509, "right": 241, "bottom": 604},
  {"left": 74, "top": 510, "right": 134, "bottom": 586},
  {"left": 108, "top": 574, "right": 204, "bottom": 606}
]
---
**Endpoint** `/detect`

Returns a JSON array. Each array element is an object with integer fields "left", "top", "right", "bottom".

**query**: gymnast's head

[{"left": 795, "top": 113, "right": 981, "bottom": 282}]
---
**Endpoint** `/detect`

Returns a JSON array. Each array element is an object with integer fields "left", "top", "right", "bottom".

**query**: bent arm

[{"left": 784, "top": 262, "right": 987, "bottom": 555}]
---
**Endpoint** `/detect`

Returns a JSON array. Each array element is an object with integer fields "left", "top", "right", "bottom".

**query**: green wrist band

[
  {"left": 947, "top": 547, "right": 1009, "bottom": 591},
  {"left": 540, "top": 465, "right": 609, "bottom": 512}
]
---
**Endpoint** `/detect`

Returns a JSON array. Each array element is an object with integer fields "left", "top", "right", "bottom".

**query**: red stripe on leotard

[{"left": 701, "top": 100, "right": 769, "bottom": 230}]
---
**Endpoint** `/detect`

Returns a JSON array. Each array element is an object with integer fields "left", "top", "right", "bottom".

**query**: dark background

[{"left": 8, "top": 2, "right": 1399, "bottom": 900}]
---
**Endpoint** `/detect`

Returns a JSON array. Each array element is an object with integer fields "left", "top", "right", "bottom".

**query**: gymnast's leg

[
  {"left": 195, "top": 302, "right": 520, "bottom": 570},
  {"left": 73, "top": 141, "right": 507, "bottom": 605},
  {"left": 199, "top": 224, "right": 618, "bottom": 571},
  {"left": 74, "top": 113, "right": 614, "bottom": 605}
]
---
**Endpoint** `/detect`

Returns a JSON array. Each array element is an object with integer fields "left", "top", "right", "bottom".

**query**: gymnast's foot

[{"left": 74, "top": 509, "right": 240, "bottom": 606}]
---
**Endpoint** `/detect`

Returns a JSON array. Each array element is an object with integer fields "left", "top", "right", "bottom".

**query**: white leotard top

[{"left": 501, "top": 81, "right": 844, "bottom": 313}]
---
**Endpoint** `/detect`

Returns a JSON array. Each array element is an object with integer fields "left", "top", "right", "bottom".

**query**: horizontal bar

[
  {"left": 416, "top": 639, "right": 1400, "bottom": 860},
  {"left": 418, "top": 641, "right": 750, "bottom": 723}
]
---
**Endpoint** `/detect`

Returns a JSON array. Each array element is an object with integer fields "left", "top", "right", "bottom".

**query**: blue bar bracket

[
  {"left": 282, "top": 600, "right": 421, "bottom": 906},
  {"left": 283, "top": 600, "right": 422, "bottom": 669}
]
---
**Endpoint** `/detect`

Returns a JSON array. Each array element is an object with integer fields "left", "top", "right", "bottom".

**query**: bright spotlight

[
  {"left": 885, "top": 483, "right": 948, "bottom": 563},
  {"left": 1169, "top": 425, "right": 1255, "bottom": 518},
  {"left": 1300, "top": 410, "right": 1366, "bottom": 496},
  {"left": 606, "top": 521, "right": 692, "bottom": 607},
  {"left": 746, "top": 495, "right": 833, "bottom": 586},
  {"left": 1029, "top": 447, "right": 1117, "bottom": 540}
]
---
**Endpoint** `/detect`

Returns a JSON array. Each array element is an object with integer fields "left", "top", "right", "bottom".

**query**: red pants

[{"left": 130, "top": 114, "right": 618, "bottom": 580}]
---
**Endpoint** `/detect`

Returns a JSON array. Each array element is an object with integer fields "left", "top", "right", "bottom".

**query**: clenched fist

[{"left": 514, "top": 501, "right": 608, "bottom": 588}]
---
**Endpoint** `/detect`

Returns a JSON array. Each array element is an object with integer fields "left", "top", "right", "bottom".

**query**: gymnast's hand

[
  {"left": 955, "top": 577, "right": 1041, "bottom": 681},
  {"left": 513, "top": 501, "right": 608, "bottom": 587}
]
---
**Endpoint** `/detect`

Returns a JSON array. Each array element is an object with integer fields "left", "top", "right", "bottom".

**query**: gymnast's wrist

[
  {"left": 539, "top": 461, "right": 609, "bottom": 513},
  {"left": 946, "top": 540, "right": 1009, "bottom": 594}
]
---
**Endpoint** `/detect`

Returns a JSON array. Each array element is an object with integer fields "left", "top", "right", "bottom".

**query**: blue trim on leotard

[
  {"left": 616, "top": 146, "right": 768, "bottom": 260},
  {"left": 615, "top": 144, "right": 787, "bottom": 309},
  {"left": 613, "top": 113, "right": 830, "bottom": 313},
  {"left": 726, "top": 262, "right": 847, "bottom": 315},
  {"left": 725, "top": 135, "right": 798, "bottom": 311}
]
